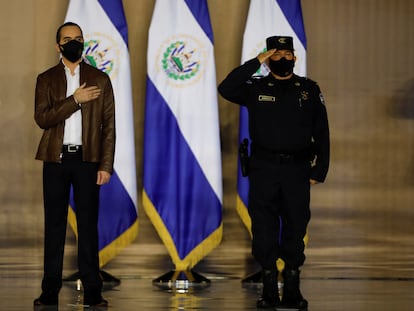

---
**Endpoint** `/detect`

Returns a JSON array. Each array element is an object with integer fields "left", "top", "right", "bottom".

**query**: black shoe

[
  {"left": 84, "top": 298, "right": 108, "bottom": 308},
  {"left": 257, "top": 269, "right": 280, "bottom": 309},
  {"left": 278, "top": 269, "right": 308, "bottom": 310},
  {"left": 33, "top": 305, "right": 58, "bottom": 311},
  {"left": 276, "top": 299, "right": 308, "bottom": 310},
  {"left": 33, "top": 293, "right": 58, "bottom": 306},
  {"left": 257, "top": 296, "right": 279, "bottom": 309}
]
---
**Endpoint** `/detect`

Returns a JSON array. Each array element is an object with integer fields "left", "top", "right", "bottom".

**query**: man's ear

[{"left": 55, "top": 43, "right": 61, "bottom": 54}]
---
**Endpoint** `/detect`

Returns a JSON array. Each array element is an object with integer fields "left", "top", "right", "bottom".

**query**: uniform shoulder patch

[{"left": 319, "top": 93, "right": 326, "bottom": 105}]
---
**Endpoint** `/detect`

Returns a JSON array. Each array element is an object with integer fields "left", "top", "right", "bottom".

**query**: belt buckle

[
  {"left": 279, "top": 153, "right": 291, "bottom": 159},
  {"left": 67, "top": 145, "right": 78, "bottom": 153},
  {"left": 278, "top": 153, "right": 292, "bottom": 163}
]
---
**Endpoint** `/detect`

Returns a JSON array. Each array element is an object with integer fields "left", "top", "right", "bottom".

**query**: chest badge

[{"left": 301, "top": 91, "right": 309, "bottom": 101}]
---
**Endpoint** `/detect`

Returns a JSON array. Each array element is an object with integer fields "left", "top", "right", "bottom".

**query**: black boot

[
  {"left": 256, "top": 270, "right": 280, "bottom": 309},
  {"left": 278, "top": 269, "right": 308, "bottom": 311},
  {"left": 33, "top": 291, "right": 58, "bottom": 306}
]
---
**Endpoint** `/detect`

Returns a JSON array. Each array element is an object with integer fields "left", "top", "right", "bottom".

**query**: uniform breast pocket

[{"left": 296, "top": 99, "right": 313, "bottom": 126}]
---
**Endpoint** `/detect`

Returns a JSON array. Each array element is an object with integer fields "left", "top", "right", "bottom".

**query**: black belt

[
  {"left": 62, "top": 144, "right": 82, "bottom": 153},
  {"left": 252, "top": 145, "right": 311, "bottom": 163}
]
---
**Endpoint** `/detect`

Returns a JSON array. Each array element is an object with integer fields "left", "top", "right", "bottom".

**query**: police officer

[{"left": 218, "top": 36, "right": 329, "bottom": 310}]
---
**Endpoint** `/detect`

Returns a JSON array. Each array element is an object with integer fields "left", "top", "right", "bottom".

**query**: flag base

[
  {"left": 152, "top": 270, "right": 210, "bottom": 291},
  {"left": 63, "top": 270, "right": 121, "bottom": 290}
]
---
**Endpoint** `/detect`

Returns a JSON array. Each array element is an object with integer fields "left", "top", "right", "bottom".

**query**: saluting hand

[
  {"left": 257, "top": 49, "right": 276, "bottom": 64},
  {"left": 73, "top": 82, "right": 101, "bottom": 104}
]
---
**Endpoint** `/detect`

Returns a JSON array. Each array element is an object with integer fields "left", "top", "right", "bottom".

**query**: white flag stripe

[{"left": 147, "top": 0, "right": 222, "bottom": 200}]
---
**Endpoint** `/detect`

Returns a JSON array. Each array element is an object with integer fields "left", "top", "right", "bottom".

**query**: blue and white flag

[
  {"left": 238, "top": 0, "right": 307, "bottom": 234},
  {"left": 65, "top": 0, "right": 138, "bottom": 267},
  {"left": 143, "top": 0, "right": 223, "bottom": 271}
]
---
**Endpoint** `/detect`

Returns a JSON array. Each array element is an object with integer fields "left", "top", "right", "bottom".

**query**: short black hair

[{"left": 56, "top": 22, "right": 83, "bottom": 44}]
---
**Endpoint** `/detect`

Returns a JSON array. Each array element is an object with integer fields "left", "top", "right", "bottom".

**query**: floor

[{"left": 1, "top": 184, "right": 414, "bottom": 310}]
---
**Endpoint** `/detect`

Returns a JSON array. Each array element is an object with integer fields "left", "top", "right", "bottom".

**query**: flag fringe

[
  {"left": 68, "top": 207, "right": 139, "bottom": 267},
  {"left": 236, "top": 195, "right": 252, "bottom": 237},
  {"left": 98, "top": 220, "right": 138, "bottom": 267},
  {"left": 68, "top": 207, "right": 78, "bottom": 239},
  {"left": 143, "top": 190, "right": 222, "bottom": 271}
]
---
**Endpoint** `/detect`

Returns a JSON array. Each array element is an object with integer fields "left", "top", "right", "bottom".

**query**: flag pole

[{"left": 143, "top": 0, "right": 222, "bottom": 292}]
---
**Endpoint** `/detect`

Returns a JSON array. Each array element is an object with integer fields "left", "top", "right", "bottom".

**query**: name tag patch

[{"left": 258, "top": 95, "right": 276, "bottom": 102}]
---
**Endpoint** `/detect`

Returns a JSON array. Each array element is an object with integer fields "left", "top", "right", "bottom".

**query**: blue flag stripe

[
  {"left": 98, "top": 0, "right": 129, "bottom": 45},
  {"left": 276, "top": 0, "right": 307, "bottom": 48},
  {"left": 237, "top": 107, "right": 250, "bottom": 208},
  {"left": 98, "top": 172, "right": 137, "bottom": 249},
  {"left": 184, "top": 0, "right": 214, "bottom": 43},
  {"left": 69, "top": 172, "right": 136, "bottom": 250},
  {"left": 144, "top": 78, "right": 221, "bottom": 259}
]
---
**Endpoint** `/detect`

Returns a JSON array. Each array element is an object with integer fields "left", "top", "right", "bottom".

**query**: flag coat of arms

[
  {"left": 143, "top": 0, "right": 223, "bottom": 271},
  {"left": 237, "top": 0, "right": 307, "bottom": 235},
  {"left": 64, "top": 0, "right": 138, "bottom": 267}
]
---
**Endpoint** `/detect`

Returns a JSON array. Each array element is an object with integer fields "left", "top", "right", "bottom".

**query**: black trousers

[
  {"left": 248, "top": 156, "right": 311, "bottom": 270},
  {"left": 41, "top": 153, "right": 102, "bottom": 296}
]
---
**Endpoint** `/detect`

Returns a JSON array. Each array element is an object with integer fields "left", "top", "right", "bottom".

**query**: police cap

[{"left": 266, "top": 36, "right": 294, "bottom": 51}]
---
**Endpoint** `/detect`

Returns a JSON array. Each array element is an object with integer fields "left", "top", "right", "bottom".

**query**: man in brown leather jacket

[{"left": 33, "top": 22, "right": 115, "bottom": 308}]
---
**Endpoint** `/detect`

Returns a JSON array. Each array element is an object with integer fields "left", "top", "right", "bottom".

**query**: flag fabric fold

[
  {"left": 65, "top": 0, "right": 138, "bottom": 267},
  {"left": 143, "top": 0, "right": 223, "bottom": 271},
  {"left": 237, "top": 0, "right": 307, "bottom": 234}
]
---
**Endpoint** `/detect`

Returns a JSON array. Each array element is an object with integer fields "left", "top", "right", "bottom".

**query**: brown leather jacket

[{"left": 34, "top": 61, "right": 115, "bottom": 174}]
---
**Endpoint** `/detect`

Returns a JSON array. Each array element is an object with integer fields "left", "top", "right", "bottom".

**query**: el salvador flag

[
  {"left": 237, "top": 0, "right": 307, "bottom": 235},
  {"left": 65, "top": 0, "right": 138, "bottom": 267},
  {"left": 143, "top": 0, "right": 223, "bottom": 271}
]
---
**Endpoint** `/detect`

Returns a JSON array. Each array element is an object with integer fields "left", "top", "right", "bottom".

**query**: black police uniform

[{"left": 218, "top": 57, "right": 329, "bottom": 271}]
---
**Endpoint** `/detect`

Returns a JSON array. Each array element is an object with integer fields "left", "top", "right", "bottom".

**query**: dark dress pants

[
  {"left": 248, "top": 157, "right": 311, "bottom": 270},
  {"left": 41, "top": 155, "right": 102, "bottom": 296}
]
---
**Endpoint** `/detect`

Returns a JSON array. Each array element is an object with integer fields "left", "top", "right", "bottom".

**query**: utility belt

[{"left": 252, "top": 145, "right": 311, "bottom": 164}]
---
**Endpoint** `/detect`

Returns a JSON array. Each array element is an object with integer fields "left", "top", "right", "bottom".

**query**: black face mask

[
  {"left": 268, "top": 57, "right": 295, "bottom": 77},
  {"left": 59, "top": 40, "right": 84, "bottom": 63}
]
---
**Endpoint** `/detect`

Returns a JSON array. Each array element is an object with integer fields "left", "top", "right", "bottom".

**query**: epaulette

[
  {"left": 300, "top": 76, "right": 318, "bottom": 86},
  {"left": 246, "top": 75, "right": 264, "bottom": 84}
]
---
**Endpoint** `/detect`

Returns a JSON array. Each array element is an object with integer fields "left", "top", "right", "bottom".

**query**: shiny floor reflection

[
  {"left": 3, "top": 274, "right": 414, "bottom": 310},
  {"left": 1, "top": 184, "right": 414, "bottom": 310}
]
